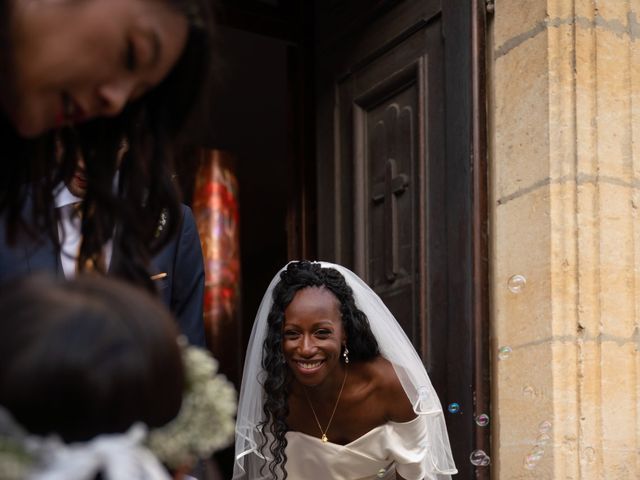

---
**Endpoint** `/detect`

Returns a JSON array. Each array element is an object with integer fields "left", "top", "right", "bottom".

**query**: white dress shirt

[{"left": 53, "top": 184, "right": 113, "bottom": 278}]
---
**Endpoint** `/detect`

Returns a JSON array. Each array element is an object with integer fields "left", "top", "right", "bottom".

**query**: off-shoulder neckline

[{"left": 286, "top": 414, "right": 421, "bottom": 447}]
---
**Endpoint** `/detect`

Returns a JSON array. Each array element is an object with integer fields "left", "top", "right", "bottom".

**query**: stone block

[
  {"left": 493, "top": 32, "right": 550, "bottom": 201},
  {"left": 493, "top": 0, "right": 548, "bottom": 56},
  {"left": 594, "top": 31, "right": 633, "bottom": 180},
  {"left": 492, "top": 186, "right": 553, "bottom": 346},
  {"left": 600, "top": 341, "right": 638, "bottom": 449},
  {"left": 492, "top": 340, "right": 576, "bottom": 478}
]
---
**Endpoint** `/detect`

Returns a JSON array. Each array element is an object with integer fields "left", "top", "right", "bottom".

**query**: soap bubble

[
  {"left": 498, "top": 346, "right": 512, "bottom": 360},
  {"left": 447, "top": 403, "right": 461, "bottom": 414},
  {"left": 584, "top": 447, "right": 595, "bottom": 463},
  {"left": 536, "top": 433, "right": 551, "bottom": 446},
  {"left": 475, "top": 413, "right": 490, "bottom": 427},
  {"left": 524, "top": 454, "right": 538, "bottom": 470},
  {"left": 469, "top": 449, "right": 491, "bottom": 467},
  {"left": 530, "top": 446, "right": 545, "bottom": 461},
  {"left": 508, "top": 274, "right": 527, "bottom": 293},
  {"left": 538, "top": 420, "right": 552, "bottom": 433}
]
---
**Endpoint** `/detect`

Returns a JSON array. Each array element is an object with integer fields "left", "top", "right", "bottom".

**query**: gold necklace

[{"left": 302, "top": 366, "right": 348, "bottom": 443}]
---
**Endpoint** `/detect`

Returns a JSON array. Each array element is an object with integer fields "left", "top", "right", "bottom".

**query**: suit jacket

[{"left": 0, "top": 202, "right": 206, "bottom": 347}]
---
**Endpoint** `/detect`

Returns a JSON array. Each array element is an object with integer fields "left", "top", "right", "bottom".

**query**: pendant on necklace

[{"left": 321, "top": 434, "right": 328, "bottom": 443}]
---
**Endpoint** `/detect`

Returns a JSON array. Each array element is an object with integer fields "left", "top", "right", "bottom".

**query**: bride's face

[
  {"left": 282, "top": 287, "right": 347, "bottom": 388},
  {"left": 3, "top": 0, "right": 188, "bottom": 137}
]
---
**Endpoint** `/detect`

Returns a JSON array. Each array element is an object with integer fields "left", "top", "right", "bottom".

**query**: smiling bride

[{"left": 233, "top": 261, "right": 458, "bottom": 480}]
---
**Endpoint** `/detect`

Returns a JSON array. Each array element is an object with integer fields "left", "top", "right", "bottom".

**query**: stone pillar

[{"left": 491, "top": 0, "right": 640, "bottom": 477}]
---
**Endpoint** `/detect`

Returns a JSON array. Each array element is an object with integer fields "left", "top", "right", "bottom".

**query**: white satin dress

[{"left": 284, "top": 415, "right": 434, "bottom": 480}]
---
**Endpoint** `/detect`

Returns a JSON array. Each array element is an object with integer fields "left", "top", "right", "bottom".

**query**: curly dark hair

[
  {"left": 0, "top": 0, "right": 219, "bottom": 292},
  {"left": 258, "top": 261, "right": 380, "bottom": 478}
]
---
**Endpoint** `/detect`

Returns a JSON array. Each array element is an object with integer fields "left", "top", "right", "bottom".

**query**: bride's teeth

[{"left": 300, "top": 361, "right": 321, "bottom": 369}]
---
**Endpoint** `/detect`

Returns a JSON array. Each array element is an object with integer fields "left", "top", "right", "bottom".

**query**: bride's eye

[
  {"left": 283, "top": 330, "right": 300, "bottom": 339},
  {"left": 315, "top": 329, "right": 331, "bottom": 338}
]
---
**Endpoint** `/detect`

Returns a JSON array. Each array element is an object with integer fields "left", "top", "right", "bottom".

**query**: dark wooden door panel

[
  {"left": 355, "top": 65, "right": 422, "bottom": 347},
  {"left": 333, "top": 11, "right": 445, "bottom": 371}
]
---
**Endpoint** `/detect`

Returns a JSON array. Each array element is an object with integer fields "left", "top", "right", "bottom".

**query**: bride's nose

[{"left": 299, "top": 335, "right": 318, "bottom": 356}]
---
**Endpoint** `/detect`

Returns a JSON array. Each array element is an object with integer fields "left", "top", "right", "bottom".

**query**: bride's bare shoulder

[{"left": 359, "top": 357, "right": 416, "bottom": 423}]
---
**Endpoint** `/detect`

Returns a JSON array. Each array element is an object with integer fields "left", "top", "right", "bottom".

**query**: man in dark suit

[{"left": 0, "top": 147, "right": 206, "bottom": 347}]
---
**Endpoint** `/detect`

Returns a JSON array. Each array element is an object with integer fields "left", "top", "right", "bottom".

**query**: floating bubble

[
  {"left": 536, "top": 433, "right": 551, "bottom": 446},
  {"left": 538, "top": 420, "right": 552, "bottom": 433},
  {"left": 523, "top": 455, "right": 538, "bottom": 470},
  {"left": 498, "top": 346, "right": 512, "bottom": 360},
  {"left": 530, "top": 446, "right": 545, "bottom": 461},
  {"left": 469, "top": 449, "right": 491, "bottom": 467},
  {"left": 584, "top": 447, "right": 595, "bottom": 463},
  {"left": 522, "top": 385, "right": 535, "bottom": 397},
  {"left": 508, "top": 274, "right": 527, "bottom": 293},
  {"left": 475, "top": 413, "right": 490, "bottom": 427},
  {"left": 376, "top": 468, "right": 386, "bottom": 478},
  {"left": 447, "top": 403, "right": 461, "bottom": 414}
]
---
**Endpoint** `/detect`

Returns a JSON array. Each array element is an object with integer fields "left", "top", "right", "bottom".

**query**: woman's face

[
  {"left": 4, "top": 0, "right": 189, "bottom": 137},
  {"left": 282, "top": 286, "right": 346, "bottom": 388}
]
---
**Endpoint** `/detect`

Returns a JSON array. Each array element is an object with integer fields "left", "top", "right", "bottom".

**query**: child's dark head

[{"left": 0, "top": 274, "right": 185, "bottom": 442}]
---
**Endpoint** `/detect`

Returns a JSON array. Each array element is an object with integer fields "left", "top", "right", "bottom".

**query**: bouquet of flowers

[{"left": 147, "top": 341, "right": 237, "bottom": 469}]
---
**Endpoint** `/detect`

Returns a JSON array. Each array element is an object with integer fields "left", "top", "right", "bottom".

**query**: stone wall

[{"left": 490, "top": 0, "right": 640, "bottom": 478}]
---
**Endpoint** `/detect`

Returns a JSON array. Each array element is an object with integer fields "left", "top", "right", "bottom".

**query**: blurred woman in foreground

[{"left": 0, "top": 0, "right": 217, "bottom": 289}]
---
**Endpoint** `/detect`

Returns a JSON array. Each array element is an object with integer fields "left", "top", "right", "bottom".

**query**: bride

[{"left": 234, "top": 261, "right": 457, "bottom": 479}]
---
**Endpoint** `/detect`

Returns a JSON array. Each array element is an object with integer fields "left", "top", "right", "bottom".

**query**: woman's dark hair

[
  {"left": 258, "top": 261, "right": 380, "bottom": 478},
  {"left": 0, "top": 274, "right": 185, "bottom": 443},
  {"left": 0, "top": 0, "right": 219, "bottom": 292}
]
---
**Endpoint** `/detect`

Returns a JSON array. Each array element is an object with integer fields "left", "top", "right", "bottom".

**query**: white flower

[{"left": 147, "top": 345, "right": 237, "bottom": 469}]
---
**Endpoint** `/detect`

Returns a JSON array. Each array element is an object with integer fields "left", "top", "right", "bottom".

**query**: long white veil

[{"left": 233, "top": 261, "right": 457, "bottom": 479}]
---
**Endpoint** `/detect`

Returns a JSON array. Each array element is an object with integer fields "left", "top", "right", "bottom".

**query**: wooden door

[{"left": 314, "top": 1, "right": 487, "bottom": 477}]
